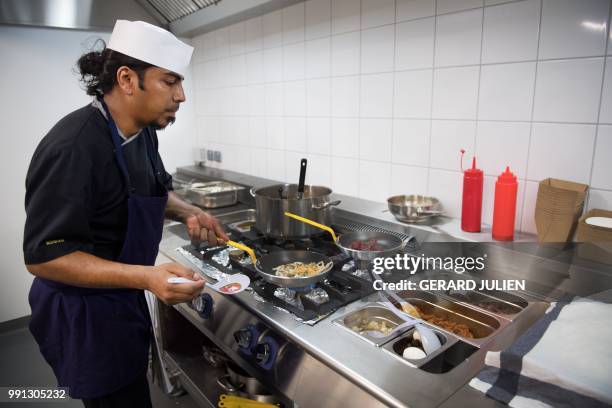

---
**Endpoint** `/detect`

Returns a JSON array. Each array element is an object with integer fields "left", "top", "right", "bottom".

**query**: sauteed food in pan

[
  {"left": 273, "top": 261, "right": 333, "bottom": 278},
  {"left": 350, "top": 239, "right": 383, "bottom": 251},
  {"left": 225, "top": 241, "right": 334, "bottom": 288}
]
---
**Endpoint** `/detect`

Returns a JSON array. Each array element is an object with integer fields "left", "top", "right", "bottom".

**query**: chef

[{"left": 23, "top": 20, "right": 227, "bottom": 407}]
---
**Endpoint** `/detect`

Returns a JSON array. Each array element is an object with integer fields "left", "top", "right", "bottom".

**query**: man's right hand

[{"left": 147, "top": 262, "right": 205, "bottom": 305}]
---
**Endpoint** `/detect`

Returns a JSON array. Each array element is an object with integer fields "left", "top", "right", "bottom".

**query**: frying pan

[
  {"left": 284, "top": 212, "right": 411, "bottom": 262},
  {"left": 226, "top": 241, "right": 334, "bottom": 288},
  {"left": 387, "top": 195, "right": 445, "bottom": 223}
]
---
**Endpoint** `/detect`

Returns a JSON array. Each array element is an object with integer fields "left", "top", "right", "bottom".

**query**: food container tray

[
  {"left": 443, "top": 290, "right": 525, "bottom": 318},
  {"left": 187, "top": 181, "right": 245, "bottom": 208},
  {"left": 479, "top": 289, "right": 528, "bottom": 308},
  {"left": 215, "top": 209, "right": 256, "bottom": 225},
  {"left": 396, "top": 291, "right": 504, "bottom": 347},
  {"left": 171, "top": 173, "right": 196, "bottom": 187},
  {"left": 190, "top": 181, "right": 245, "bottom": 193},
  {"left": 333, "top": 306, "right": 413, "bottom": 346},
  {"left": 411, "top": 272, "right": 530, "bottom": 320},
  {"left": 381, "top": 326, "right": 455, "bottom": 368}
]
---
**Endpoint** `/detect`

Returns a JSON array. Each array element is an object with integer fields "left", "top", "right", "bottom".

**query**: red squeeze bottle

[
  {"left": 461, "top": 151, "right": 483, "bottom": 232},
  {"left": 492, "top": 166, "right": 518, "bottom": 241}
]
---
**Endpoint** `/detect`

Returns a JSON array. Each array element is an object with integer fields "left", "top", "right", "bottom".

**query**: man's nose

[{"left": 174, "top": 82, "right": 186, "bottom": 103}]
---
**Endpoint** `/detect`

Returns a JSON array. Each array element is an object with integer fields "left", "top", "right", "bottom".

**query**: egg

[
  {"left": 402, "top": 346, "right": 426, "bottom": 360},
  {"left": 413, "top": 331, "right": 421, "bottom": 342}
]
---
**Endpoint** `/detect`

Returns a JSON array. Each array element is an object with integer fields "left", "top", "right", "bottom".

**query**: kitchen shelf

[{"left": 164, "top": 351, "right": 226, "bottom": 408}]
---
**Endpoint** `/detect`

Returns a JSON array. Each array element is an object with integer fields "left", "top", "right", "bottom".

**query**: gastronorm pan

[
  {"left": 381, "top": 327, "right": 454, "bottom": 370},
  {"left": 187, "top": 181, "right": 245, "bottom": 208},
  {"left": 396, "top": 291, "right": 503, "bottom": 347},
  {"left": 333, "top": 306, "right": 413, "bottom": 346},
  {"left": 444, "top": 290, "right": 524, "bottom": 317}
]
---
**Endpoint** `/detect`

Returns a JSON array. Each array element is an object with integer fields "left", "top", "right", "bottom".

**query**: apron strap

[
  {"left": 98, "top": 97, "right": 132, "bottom": 190},
  {"left": 142, "top": 128, "right": 166, "bottom": 188}
]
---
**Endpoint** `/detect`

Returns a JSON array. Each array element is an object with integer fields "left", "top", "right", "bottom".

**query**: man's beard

[{"left": 151, "top": 115, "right": 176, "bottom": 130}]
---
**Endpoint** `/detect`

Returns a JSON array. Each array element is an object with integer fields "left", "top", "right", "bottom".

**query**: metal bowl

[{"left": 387, "top": 195, "right": 445, "bottom": 223}]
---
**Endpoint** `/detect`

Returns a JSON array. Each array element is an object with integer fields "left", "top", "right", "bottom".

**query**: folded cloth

[{"left": 470, "top": 291, "right": 612, "bottom": 408}]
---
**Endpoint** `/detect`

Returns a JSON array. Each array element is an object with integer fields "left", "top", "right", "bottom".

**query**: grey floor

[{"left": 0, "top": 326, "right": 199, "bottom": 408}]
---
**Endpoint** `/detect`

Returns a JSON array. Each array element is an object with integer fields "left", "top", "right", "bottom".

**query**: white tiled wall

[{"left": 192, "top": 0, "right": 612, "bottom": 234}]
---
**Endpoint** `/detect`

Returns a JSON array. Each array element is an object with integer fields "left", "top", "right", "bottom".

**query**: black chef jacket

[{"left": 23, "top": 103, "right": 173, "bottom": 265}]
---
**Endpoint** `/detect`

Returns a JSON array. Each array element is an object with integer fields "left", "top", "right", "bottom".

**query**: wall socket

[
  {"left": 213, "top": 150, "right": 222, "bottom": 163},
  {"left": 200, "top": 148, "right": 223, "bottom": 165}
]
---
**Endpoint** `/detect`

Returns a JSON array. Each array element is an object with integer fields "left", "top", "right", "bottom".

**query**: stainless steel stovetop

[{"left": 174, "top": 209, "right": 402, "bottom": 324}]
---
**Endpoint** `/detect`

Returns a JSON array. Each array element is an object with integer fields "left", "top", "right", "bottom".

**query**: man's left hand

[{"left": 185, "top": 210, "right": 229, "bottom": 246}]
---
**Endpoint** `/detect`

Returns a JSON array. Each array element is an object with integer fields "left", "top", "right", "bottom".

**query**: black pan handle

[{"left": 297, "top": 158, "right": 307, "bottom": 198}]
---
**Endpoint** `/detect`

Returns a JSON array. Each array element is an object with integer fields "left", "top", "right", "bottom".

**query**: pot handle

[
  {"left": 249, "top": 187, "right": 256, "bottom": 197},
  {"left": 217, "top": 375, "right": 242, "bottom": 393},
  {"left": 284, "top": 212, "right": 337, "bottom": 242},
  {"left": 312, "top": 200, "right": 341, "bottom": 210}
]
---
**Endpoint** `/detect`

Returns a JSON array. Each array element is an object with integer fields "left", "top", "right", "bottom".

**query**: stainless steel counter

[{"left": 156, "top": 165, "right": 612, "bottom": 407}]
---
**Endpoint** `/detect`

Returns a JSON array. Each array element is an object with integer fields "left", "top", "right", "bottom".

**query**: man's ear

[{"left": 115, "top": 66, "right": 137, "bottom": 96}]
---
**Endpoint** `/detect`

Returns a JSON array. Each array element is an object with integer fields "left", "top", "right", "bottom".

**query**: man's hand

[
  {"left": 147, "top": 262, "right": 205, "bottom": 305},
  {"left": 165, "top": 191, "right": 229, "bottom": 246},
  {"left": 186, "top": 210, "right": 229, "bottom": 246}
]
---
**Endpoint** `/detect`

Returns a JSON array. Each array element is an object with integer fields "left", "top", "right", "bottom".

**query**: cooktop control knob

[
  {"left": 234, "top": 329, "right": 251, "bottom": 348},
  {"left": 191, "top": 293, "right": 213, "bottom": 319},
  {"left": 234, "top": 324, "right": 258, "bottom": 355},
  {"left": 254, "top": 336, "right": 279, "bottom": 370}
]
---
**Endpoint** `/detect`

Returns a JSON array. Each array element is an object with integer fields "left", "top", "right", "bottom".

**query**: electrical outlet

[
  {"left": 213, "top": 150, "right": 222, "bottom": 163},
  {"left": 207, "top": 150, "right": 214, "bottom": 161}
]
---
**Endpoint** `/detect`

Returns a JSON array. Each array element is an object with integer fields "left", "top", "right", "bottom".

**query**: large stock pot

[{"left": 250, "top": 184, "right": 340, "bottom": 238}]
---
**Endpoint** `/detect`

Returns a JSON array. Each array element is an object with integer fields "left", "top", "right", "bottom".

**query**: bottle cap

[
  {"left": 497, "top": 166, "right": 517, "bottom": 184},
  {"left": 464, "top": 157, "right": 483, "bottom": 178}
]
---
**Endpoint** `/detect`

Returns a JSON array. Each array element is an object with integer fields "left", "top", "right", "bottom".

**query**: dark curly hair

[{"left": 77, "top": 40, "right": 154, "bottom": 96}]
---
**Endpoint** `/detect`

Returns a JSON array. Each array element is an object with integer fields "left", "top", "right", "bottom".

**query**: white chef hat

[{"left": 107, "top": 20, "right": 193, "bottom": 78}]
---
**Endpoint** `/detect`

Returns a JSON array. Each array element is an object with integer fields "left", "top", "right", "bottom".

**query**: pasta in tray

[{"left": 272, "top": 261, "right": 333, "bottom": 278}]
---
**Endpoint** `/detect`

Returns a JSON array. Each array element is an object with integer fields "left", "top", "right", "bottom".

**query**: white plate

[
  {"left": 208, "top": 274, "right": 250, "bottom": 295},
  {"left": 585, "top": 217, "right": 612, "bottom": 229}
]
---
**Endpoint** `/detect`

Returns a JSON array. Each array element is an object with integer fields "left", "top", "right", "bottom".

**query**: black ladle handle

[{"left": 298, "top": 158, "right": 307, "bottom": 198}]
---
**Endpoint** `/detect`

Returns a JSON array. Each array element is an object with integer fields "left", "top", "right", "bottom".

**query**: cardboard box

[{"left": 534, "top": 178, "right": 588, "bottom": 242}]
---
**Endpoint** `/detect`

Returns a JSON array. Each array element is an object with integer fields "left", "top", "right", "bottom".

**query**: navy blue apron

[{"left": 28, "top": 99, "right": 168, "bottom": 399}]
